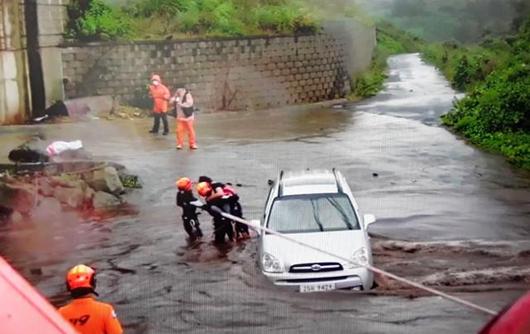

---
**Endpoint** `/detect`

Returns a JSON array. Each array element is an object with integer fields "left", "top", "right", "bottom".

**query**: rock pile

[{"left": 0, "top": 163, "right": 140, "bottom": 222}]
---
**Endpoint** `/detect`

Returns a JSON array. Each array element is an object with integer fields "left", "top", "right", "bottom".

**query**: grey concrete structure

[
  {"left": 38, "top": 0, "right": 69, "bottom": 107},
  {"left": 0, "top": 0, "right": 68, "bottom": 125},
  {"left": 61, "top": 22, "right": 375, "bottom": 112},
  {"left": 0, "top": 1, "right": 30, "bottom": 124}
]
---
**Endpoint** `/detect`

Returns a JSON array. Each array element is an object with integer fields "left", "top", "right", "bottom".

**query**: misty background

[{"left": 356, "top": 0, "right": 530, "bottom": 42}]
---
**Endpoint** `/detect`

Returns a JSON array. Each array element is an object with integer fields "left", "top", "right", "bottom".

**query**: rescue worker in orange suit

[
  {"left": 196, "top": 182, "right": 234, "bottom": 243},
  {"left": 58, "top": 264, "right": 123, "bottom": 334},
  {"left": 176, "top": 177, "right": 203, "bottom": 239},
  {"left": 198, "top": 176, "right": 249, "bottom": 239},
  {"left": 170, "top": 88, "right": 197, "bottom": 149},
  {"left": 148, "top": 74, "right": 171, "bottom": 135}
]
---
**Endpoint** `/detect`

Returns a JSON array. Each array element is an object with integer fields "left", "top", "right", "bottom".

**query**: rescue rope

[{"left": 215, "top": 209, "right": 498, "bottom": 316}]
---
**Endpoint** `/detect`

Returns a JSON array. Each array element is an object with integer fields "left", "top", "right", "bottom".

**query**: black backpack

[
  {"left": 181, "top": 91, "right": 194, "bottom": 117},
  {"left": 170, "top": 90, "right": 194, "bottom": 118}
]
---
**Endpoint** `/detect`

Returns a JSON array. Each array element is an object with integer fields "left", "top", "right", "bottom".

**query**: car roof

[{"left": 280, "top": 170, "right": 339, "bottom": 196}]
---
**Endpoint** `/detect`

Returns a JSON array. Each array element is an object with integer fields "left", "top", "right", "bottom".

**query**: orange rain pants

[{"left": 176, "top": 118, "right": 196, "bottom": 147}]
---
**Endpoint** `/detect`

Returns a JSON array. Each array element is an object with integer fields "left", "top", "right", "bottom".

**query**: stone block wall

[{"left": 61, "top": 33, "right": 355, "bottom": 111}]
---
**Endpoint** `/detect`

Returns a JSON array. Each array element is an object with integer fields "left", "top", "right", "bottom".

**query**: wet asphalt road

[{"left": 1, "top": 53, "right": 529, "bottom": 333}]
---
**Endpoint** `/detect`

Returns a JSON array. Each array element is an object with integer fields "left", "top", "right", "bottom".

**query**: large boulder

[
  {"left": 53, "top": 185, "right": 85, "bottom": 209},
  {"left": 93, "top": 191, "right": 121, "bottom": 209},
  {"left": 49, "top": 175, "right": 85, "bottom": 189},
  {"left": 84, "top": 186, "right": 96, "bottom": 204},
  {"left": 85, "top": 167, "right": 124, "bottom": 195},
  {"left": 0, "top": 182, "right": 36, "bottom": 214},
  {"left": 36, "top": 177, "right": 54, "bottom": 197}
]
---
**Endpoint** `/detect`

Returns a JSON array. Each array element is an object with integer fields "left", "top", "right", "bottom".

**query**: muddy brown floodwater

[{"left": 1, "top": 53, "right": 529, "bottom": 333}]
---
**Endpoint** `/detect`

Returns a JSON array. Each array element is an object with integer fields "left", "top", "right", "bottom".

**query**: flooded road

[{"left": 1, "top": 53, "right": 529, "bottom": 333}]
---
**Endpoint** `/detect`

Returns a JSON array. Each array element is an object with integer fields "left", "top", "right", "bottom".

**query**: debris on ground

[
  {"left": 103, "top": 105, "right": 149, "bottom": 120},
  {"left": 31, "top": 96, "right": 150, "bottom": 123},
  {"left": 2, "top": 136, "right": 141, "bottom": 222},
  {"left": 46, "top": 140, "right": 83, "bottom": 157},
  {"left": 8, "top": 137, "right": 91, "bottom": 163},
  {"left": 8, "top": 137, "right": 49, "bottom": 163}
]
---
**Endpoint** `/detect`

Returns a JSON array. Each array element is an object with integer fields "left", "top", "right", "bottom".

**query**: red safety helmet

[
  {"left": 196, "top": 182, "right": 212, "bottom": 197},
  {"left": 176, "top": 177, "right": 192, "bottom": 191},
  {"left": 66, "top": 264, "right": 96, "bottom": 291}
]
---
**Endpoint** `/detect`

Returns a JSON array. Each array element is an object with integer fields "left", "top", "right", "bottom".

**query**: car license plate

[{"left": 299, "top": 283, "right": 336, "bottom": 293}]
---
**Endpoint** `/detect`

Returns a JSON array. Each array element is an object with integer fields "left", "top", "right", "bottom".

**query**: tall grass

[{"left": 67, "top": 0, "right": 320, "bottom": 40}]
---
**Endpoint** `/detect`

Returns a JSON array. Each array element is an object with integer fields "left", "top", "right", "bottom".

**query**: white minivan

[{"left": 258, "top": 169, "right": 376, "bottom": 292}]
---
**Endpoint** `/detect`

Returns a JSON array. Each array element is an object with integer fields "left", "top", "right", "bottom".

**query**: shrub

[
  {"left": 353, "top": 68, "right": 386, "bottom": 98},
  {"left": 68, "top": 0, "right": 131, "bottom": 40},
  {"left": 68, "top": 0, "right": 318, "bottom": 40},
  {"left": 453, "top": 55, "right": 473, "bottom": 90},
  {"left": 440, "top": 19, "right": 530, "bottom": 169},
  {"left": 450, "top": 62, "right": 530, "bottom": 132},
  {"left": 132, "top": 0, "right": 184, "bottom": 17}
]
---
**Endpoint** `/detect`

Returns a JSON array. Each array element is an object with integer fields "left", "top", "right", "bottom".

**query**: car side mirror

[
  {"left": 267, "top": 179, "right": 274, "bottom": 186},
  {"left": 363, "top": 214, "right": 376, "bottom": 228}
]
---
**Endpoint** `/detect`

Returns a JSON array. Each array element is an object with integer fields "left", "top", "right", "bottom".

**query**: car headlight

[
  {"left": 345, "top": 247, "right": 369, "bottom": 269},
  {"left": 262, "top": 253, "right": 283, "bottom": 273}
]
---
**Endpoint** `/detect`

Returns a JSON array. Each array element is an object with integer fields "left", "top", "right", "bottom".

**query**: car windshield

[{"left": 267, "top": 193, "right": 360, "bottom": 233}]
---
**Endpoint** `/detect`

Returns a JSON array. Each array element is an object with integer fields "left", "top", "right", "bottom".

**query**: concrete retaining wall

[{"left": 62, "top": 21, "right": 375, "bottom": 112}]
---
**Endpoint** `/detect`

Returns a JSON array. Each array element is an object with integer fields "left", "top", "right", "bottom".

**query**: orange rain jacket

[
  {"left": 58, "top": 296, "right": 123, "bottom": 334},
  {"left": 149, "top": 75, "right": 170, "bottom": 113}
]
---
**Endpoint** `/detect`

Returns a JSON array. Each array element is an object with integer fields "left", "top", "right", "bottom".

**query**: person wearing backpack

[{"left": 171, "top": 88, "right": 198, "bottom": 150}]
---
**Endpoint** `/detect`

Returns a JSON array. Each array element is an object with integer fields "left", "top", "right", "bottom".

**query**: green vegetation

[
  {"left": 422, "top": 40, "right": 512, "bottom": 91},
  {"left": 67, "top": 0, "right": 132, "bottom": 40},
  {"left": 352, "top": 21, "right": 423, "bottom": 98},
  {"left": 352, "top": 16, "right": 530, "bottom": 169},
  {"left": 358, "top": 0, "right": 530, "bottom": 42},
  {"left": 67, "top": 0, "right": 320, "bottom": 41},
  {"left": 301, "top": 0, "right": 373, "bottom": 27},
  {"left": 433, "top": 18, "right": 530, "bottom": 169}
]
